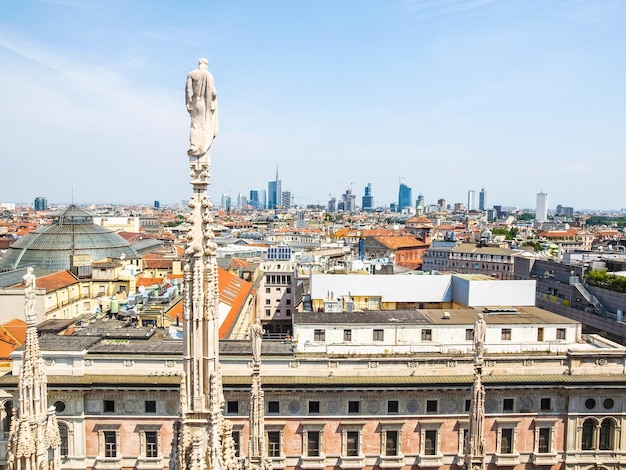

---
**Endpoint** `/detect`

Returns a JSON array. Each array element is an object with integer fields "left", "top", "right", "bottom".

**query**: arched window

[
  {"left": 582, "top": 419, "right": 595, "bottom": 450},
  {"left": 58, "top": 423, "right": 69, "bottom": 457},
  {"left": 1, "top": 400, "right": 12, "bottom": 435},
  {"left": 599, "top": 419, "right": 615, "bottom": 451}
]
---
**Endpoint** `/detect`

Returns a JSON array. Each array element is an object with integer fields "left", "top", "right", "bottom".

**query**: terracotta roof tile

[
  {"left": 11, "top": 270, "right": 78, "bottom": 292},
  {"left": 218, "top": 268, "right": 253, "bottom": 340},
  {"left": 372, "top": 236, "right": 428, "bottom": 249}
]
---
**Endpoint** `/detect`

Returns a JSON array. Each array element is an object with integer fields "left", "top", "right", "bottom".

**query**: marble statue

[
  {"left": 251, "top": 318, "right": 265, "bottom": 363},
  {"left": 23, "top": 267, "right": 37, "bottom": 324},
  {"left": 185, "top": 58, "right": 218, "bottom": 157},
  {"left": 473, "top": 313, "right": 486, "bottom": 357}
]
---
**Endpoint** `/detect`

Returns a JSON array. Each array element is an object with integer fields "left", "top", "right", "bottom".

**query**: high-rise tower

[
  {"left": 398, "top": 183, "right": 412, "bottom": 212},
  {"left": 479, "top": 187, "right": 487, "bottom": 211},
  {"left": 467, "top": 190, "right": 476, "bottom": 211},
  {"left": 536, "top": 192, "right": 548, "bottom": 222},
  {"left": 268, "top": 166, "right": 282, "bottom": 209},
  {"left": 362, "top": 183, "right": 374, "bottom": 211}
]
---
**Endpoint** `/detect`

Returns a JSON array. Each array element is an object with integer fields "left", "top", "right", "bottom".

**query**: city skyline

[{"left": 1, "top": 1, "right": 625, "bottom": 210}]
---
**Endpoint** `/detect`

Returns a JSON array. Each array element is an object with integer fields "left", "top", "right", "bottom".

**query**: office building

[
  {"left": 468, "top": 190, "right": 476, "bottom": 211},
  {"left": 536, "top": 192, "right": 548, "bottom": 222},
  {"left": 362, "top": 183, "right": 374, "bottom": 211},
  {"left": 221, "top": 194, "right": 232, "bottom": 210},
  {"left": 416, "top": 193, "right": 425, "bottom": 210},
  {"left": 398, "top": 183, "right": 412, "bottom": 212},
  {"left": 249, "top": 189, "right": 267, "bottom": 210},
  {"left": 33, "top": 197, "right": 48, "bottom": 211},
  {"left": 479, "top": 187, "right": 487, "bottom": 211},
  {"left": 268, "top": 167, "right": 282, "bottom": 210},
  {"left": 281, "top": 190, "right": 292, "bottom": 209},
  {"left": 556, "top": 204, "right": 574, "bottom": 219}
]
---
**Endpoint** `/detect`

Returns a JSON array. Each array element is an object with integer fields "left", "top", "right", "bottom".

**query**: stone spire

[
  {"left": 464, "top": 313, "right": 486, "bottom": 470},
  {"left": 7, "top": 267, "right": 61, "bottom": 470},
  {"left": 170, "top": 59, "right": 237, "bottom": 470},
  {"left": 248, "top": 320, "right": 271, "bottom": 470}
]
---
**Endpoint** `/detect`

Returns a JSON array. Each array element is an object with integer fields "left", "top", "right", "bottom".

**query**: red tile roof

[
  {"left": 218, "top": 268, "right": 253, "bottom": 340},
  {"left": 136, "top": 277, "right": 164, "bottom": 288},
  {"left": 12, "top": 271, "right": 78, "bottom": 292},
  {"left": 372, "top": 236, "right": 429, "bottom": 249},
  {"left": 0, "top": 319, "right": 26, "bottom": 359}
]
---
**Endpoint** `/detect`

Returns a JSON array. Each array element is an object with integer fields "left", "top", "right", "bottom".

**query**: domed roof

[{"left": 0, "top": 205, "right": 139, "bottom": 273}]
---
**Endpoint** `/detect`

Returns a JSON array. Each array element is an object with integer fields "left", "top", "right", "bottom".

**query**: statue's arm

[{"left": 185, "top": 75, "right": 193, "bottom": 112}]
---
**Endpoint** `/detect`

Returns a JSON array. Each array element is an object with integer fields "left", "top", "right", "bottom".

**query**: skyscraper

[
  {"left": 362, "top": 183, "right": 374, "bottom": 211},
  {"left": 416, "top": 193, "right": 425, "bottom": 209},
  {"left": 282, "top": 190, "right": 292, "bottom": 209},
  {"left": 479, "top": 187, "right": 487, "bottom": 211},
  {"left": 398, "top": 183, "right": 412, "bottom": 212},
  {"left": 221, "top": 193, "right": 231, "bottom": 210},
  {"left": 268, "top": 166, "right": 282, "bottom": 209},
  {"left": 468, "top": 190, "right": 476, "bottom": 211},
  {"left": 536, "top": 192, "right": 548, "bottom": 222},
  {"left": 249, "top": 190, "right": 260, "bottom": 209},
  {"left": 34, "top": 197, "right": 48, "bottom": 211}
]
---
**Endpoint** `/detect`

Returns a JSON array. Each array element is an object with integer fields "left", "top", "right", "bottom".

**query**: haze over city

[{"left": 1, "top": 0, "right": 625, "bottom": 210}]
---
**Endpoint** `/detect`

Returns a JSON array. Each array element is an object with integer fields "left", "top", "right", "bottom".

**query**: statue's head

[{"left": 198, "top": 58, "right": 208, "bottom": 69}]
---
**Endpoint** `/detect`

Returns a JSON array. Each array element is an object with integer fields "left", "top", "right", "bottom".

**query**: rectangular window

[
  {"left": 501, "top": 428, "right": 513, "bottom": 454},
  {"left": 344, "top": 329, "right": 352, "bottom": 341},
  {"left": 286, "top": 299, "right": 291, "bottom": 305},
  {"left": 307, "top": 430, "right": 320, "bottom": 457},
  {"left": 538, "top": 428, "right": 551, "bottom": 453},
  {"left": 265, "top": 309, "right": 271, "bottom": 317},
  {"left": 286, "top": 287, "right": 291, "bottom": 293},
  {"left": 373, "top": 329, "right": 384, "bottom": 341},
  {"left": 232, "top": 431, "right": 240, "bottom": 457},
  {"left": 309, "top": 401, "right": 320, "bottom": 414},
  {"left": 266, "top": 287, "right": 271, "bottom": 293},
  {"left": 268, "top": 401, "right": 279, "bottom": 414},
  {"left": 266, "top": 299, "right": 271, "bottom": 305},
  {"left": 268, "top": 431, "right": 281, "bottom": 457},
  {"left": 424, "top": 430, "right": 437, "bottom": 455},
  {"left": 227, "top": 401, "right": 239, "bottom": 414},
  {"left": 145, "top": 400, "right": 156, "bottom": 413},
  {"left": 104, "top": 431, "right": 117, "bottom": 457},
  {"left": 387, "top": 400, "right": 399, "bottom": 413},
  {"left": 465, "top": 399, "right": 471, "bottom": 412},
  {"left": 346, "top": 431, "right": 359, "bottom": 456},
  {"left": 145, "top": 431, "right": 158, "bottom": 458},
  {"left": 466, "top": 329, "right": 474, "bottom": 341},
  {"left": 426, "top": 400, "right": 438, "bottom": 413},
  {"left": 503, "top": 398, "right": 514, "bottom": 412},
  {"left": 59, "top": 424, "right": 69, "bottom": 456},
  {"left": 501, "top": 328, "right": 512, "bottom": 340},
  {"left": 104, "top": 400, "right": 115, "bottom": 413},
  {"left": 556, "top": 328, "right": 566, "bottom": 340},
  {"left": 314, "top": 329, "right": 326, "bottom": 342},
  {"left": 421, "top": 329, "right": 432, "bottom": 341},
  {"left": 286, "top": 309, "right": 291, "bottom": 317},
  {"left": 348, "top": 401, "right": 360, "bottom": 414},
  {"left": 540, "top": 398, "right": 551, "bottom": 411},
  {"left": 537, "top": 327, "right": 544, "bottom": 342},
  {"left": 385, "top": 430, "right": 399, "bottom": 456}
]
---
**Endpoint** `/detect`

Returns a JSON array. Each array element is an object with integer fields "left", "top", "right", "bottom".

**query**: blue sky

[{"left": 1, "top": 0, "right": 625, "bottom": 210}]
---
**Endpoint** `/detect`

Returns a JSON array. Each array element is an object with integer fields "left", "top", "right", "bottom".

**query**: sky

[{"left": 1, "top": 0, "right": 625, "bottom": 211}]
